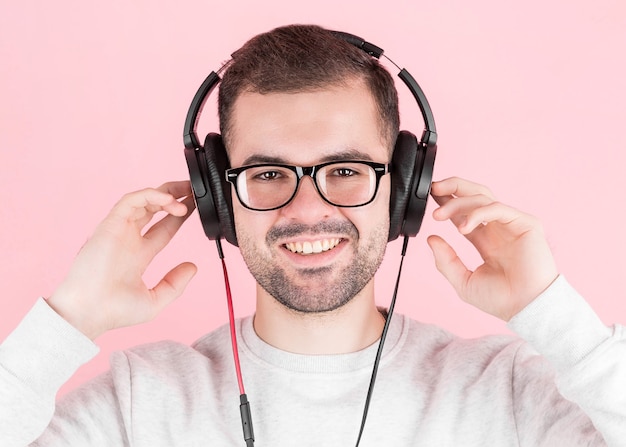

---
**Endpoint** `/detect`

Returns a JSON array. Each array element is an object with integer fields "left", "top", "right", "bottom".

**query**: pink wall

[{"left": 1, "top": 1, "right": 625, "bottom": 394}]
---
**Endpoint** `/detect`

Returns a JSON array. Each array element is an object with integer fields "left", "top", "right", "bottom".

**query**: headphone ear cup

[
  {"left": 388, "top": 131, "right": 417, "bottom": 241},
  {"left": 388, "top": 130, "right": 436, "bottom": 241},
  {"left": 185, "top": 144, "right": 221, "bottom": 241},
  {"left": 202, "top": 133, "right": 238, "bottom": 246}
]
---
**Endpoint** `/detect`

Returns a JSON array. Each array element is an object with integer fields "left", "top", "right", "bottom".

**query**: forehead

[{"left": 226, "top": 82, "right": 389, "bottom": 167}]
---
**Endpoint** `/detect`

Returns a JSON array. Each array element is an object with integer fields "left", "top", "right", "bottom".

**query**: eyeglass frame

[{"left": 225, "top": 160, "right": 391, "bottom": 211}]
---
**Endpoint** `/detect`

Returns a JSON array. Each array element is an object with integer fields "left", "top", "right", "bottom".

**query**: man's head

[
  {"left": 219, "top": 25, "right": 398, "bottom": 314},
  {"left": 218, "top": 24, "right": 400, "bottom": 152}
]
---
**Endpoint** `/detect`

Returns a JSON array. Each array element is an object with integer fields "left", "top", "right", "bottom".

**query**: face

[{"left": 228, "top": 80, "right": 391, "bottom": 313}]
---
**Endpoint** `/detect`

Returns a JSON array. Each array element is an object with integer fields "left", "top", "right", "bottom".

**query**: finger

[
  {"left": 432, "top": 194, "right": 494, "bottom": 227},
  {"left": 110, "top": 188, "right": 187, "bottom": 224},
  {"left": 135, "top": 192, "right": 195, "bottom": 232},
  {"left": 431, "top": 193, "right": 453, "bottom": 208},
  {"left": 460, "top": 201, "right": 533, "bottom": 235},
  {"left": 431, "top": 177, "right": 496, "bottom": 201},
  {"left": 427, "top": 235, "right": 471, "bottom": 298},
  {"left": 108, "top": 183, "right": 192, "bottom": 233},
  {"left": 148, "top": 181, "right": 193, "bottom": 217},
  {"left": 156, "top": 180, "right": 192, "bottom": 201},
  {"left": 143, "top": 181, "right": 193, "bottom": 221},
  {"left": 149, "top": 261, "right": 198, "bottom": 313},
  {"left": 143, "top": 195, "right": 196, "bottom": 255}
]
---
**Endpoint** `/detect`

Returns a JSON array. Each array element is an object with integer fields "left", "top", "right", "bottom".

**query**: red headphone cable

[{"left": 216, "top": 239, "right": 255, "bottom": 446}]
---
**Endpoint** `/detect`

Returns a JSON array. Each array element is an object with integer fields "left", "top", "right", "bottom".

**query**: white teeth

[{"left": 285, "top": 238, "right": 341, "bottom": 255}]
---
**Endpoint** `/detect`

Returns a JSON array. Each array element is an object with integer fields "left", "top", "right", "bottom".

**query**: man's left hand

[{"left": 427, "top": 177, "right": 559, "bottom": 321}]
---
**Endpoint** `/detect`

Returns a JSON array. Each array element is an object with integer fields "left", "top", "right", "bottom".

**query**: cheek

[
  {"left": 232, "top": 204, "right": 275, "bottom": 246},
  {"left": 370, "top": 178, "right": 391, "bottom": 238},
  {"left": 371, "top": 176, "right": 391, "bottom": 224},
  {"left": 346, "top": 182, "right": 391, "bottom": 239},
  {"left": 233, "top": 204, "right": 253, "bottom": 241}
]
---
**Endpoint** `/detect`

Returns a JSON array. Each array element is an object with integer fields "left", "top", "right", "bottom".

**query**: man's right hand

[{"left": 46, "top": 181, "right": 198, "bottom": 340}]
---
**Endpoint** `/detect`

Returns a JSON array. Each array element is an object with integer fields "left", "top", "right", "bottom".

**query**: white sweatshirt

[{"left": 0, "top": 276, "right": 624, "bottom": 446}]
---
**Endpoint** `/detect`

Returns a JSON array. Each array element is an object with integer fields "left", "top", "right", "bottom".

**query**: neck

[{"left": 253, "top": 280, "right": 385, "bottom": 355}]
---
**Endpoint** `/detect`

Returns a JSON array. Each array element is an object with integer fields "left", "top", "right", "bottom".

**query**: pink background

[{"left": 1, "top": 1, "right": 625, "bottom": 395}]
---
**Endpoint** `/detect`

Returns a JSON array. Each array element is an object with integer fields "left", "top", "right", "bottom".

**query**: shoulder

[
  {"left": 107, "top": 321, "right": 235, "bottom": 384},
  {"left": 404, "top": 316, "right": 523, "bottom": 351},
  {"left": 400, "top": 315, "right": 535, "bottom": 374}
]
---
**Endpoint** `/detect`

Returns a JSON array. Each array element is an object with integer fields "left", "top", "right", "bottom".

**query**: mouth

[{"left": 284, "top": 238, "right": 343, "bottom": 255}]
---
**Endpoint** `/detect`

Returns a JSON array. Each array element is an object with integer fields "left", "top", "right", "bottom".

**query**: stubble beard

[{"left": 238, "top": 220, "right": 388, "bottom": 314}]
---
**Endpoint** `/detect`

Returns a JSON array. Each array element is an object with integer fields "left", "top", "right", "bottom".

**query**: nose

[{"left": 280, "top": 175, "right": 335, "bottom": 222}]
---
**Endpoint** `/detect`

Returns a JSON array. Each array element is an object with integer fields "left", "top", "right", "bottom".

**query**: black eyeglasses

[{"left": 225, "top": 160, "right": 390, "bottom": 211}]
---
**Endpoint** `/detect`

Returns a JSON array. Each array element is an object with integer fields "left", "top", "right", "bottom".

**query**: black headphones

[{"left": 183, "top": 31, "right": 437, "bottom": 247}]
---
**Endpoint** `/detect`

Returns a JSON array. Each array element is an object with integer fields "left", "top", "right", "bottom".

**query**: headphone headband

[
  {"left": 183, "top": 32, "right": 437, "bottom": 152},
  {"left": 183, "top": 71, "right": 220, "bottom": 150}
]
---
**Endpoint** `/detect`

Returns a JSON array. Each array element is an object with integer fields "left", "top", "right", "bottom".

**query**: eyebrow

[{"left": 240, "top": 149, "right": 374, "bottom": 166}]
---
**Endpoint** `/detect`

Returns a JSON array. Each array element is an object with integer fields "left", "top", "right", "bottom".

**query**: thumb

[
  {"left": 427, "top": 235, "right": 471, "bottom": 298},
  {"left": 150, "top": 262, "right": 198, "bottom": 311}
]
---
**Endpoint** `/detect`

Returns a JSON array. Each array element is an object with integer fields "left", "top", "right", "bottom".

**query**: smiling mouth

[{"left": 284, "top": 238, "right": 342, "bottom": 255}]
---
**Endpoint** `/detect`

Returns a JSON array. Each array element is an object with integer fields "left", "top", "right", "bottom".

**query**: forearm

[
  {"left": 508, "top": 276, "right": 625, "bottom": 446},
  {"left": 0, "top": 298, "right": 99, "bottom": 446}
]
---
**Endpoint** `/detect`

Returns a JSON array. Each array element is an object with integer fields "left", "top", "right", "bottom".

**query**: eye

[
  {"left": 335, "top": 167, "right": 356, "bottom": 177},
  {"left": 246, "top": 166, "right": 291, "bottom": 183},
  {"left": 327, "top": 163, "right": 367, "bottom": 178},
  {"left": 256, "top": 170, "right": 280, "bottom": 181}
]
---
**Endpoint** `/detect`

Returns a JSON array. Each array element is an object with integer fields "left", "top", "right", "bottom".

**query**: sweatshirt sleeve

[
  {"left": 0, "top": 298, "right": 100, "bottom": 446},
  {"left": 507, "top": 276, "right": 626, "bottom": 446}
]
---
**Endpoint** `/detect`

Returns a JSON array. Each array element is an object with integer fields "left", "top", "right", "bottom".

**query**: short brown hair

[{"left": 218, "top": 24, "right": 400, "bottom": 151}]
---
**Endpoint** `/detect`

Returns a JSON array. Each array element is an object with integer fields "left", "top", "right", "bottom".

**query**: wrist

[
  {"left": 46, "top": 290, "right": 106, "bottom": 341},
  {"left": 505, "top": 272, "right": 560, "bottom": 321}
]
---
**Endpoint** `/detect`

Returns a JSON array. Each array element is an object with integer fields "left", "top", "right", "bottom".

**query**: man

[{"left": 1, "top": 25, "right": 624, "bottom": 446}]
